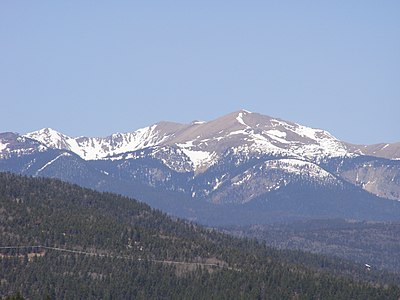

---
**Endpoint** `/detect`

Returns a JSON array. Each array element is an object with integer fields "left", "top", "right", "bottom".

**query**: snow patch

[
  {"left": 265, "top": 130, "right": 290, "bottom": 144},
  {"left": 293, "top": 124, "right": 317, "bottom": 140},
  {"left": 264, "top": 158, "right": 336, "bottom": 180},
  {"left": 228, "top": 129, "right": 247, "bottom": 136},
  {"left": 177, "top": 140, "right": 195, "bottom": 148},
  {"left": 0, "top": 142, "right": 8, "bottom": 152},
  {"left": 266, "top": 130, "right": 286, "bottom": 139},
  {"left": 181, "top": 149, "right": 213, "bottom": 170}
]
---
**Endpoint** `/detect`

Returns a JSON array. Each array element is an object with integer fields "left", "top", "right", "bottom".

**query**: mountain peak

[
  {"left": 26, "top": 127, "right": 75, "bottom": 144},
  {"left": 22, "top": 110, "right": 351, "bottom": 167},
  {"left": 29, "top": 127, "right": 65, "bottom": 136}
]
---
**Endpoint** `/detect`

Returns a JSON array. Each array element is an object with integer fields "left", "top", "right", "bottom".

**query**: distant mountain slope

[
  {"left": 1, "top": 110, "right": 400, "bottom": 225},
  {"left": 1, "top": 173, "right": 399, "bottom": 299},
  {"left": 0, "top": 132, "right": 47, "bottom": 159},
  {"left": 345, "top": 142, "right": 400, "bottom": 160}
]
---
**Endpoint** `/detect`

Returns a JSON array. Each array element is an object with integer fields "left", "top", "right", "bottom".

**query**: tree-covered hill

[
  {"left": 1, "top": 172, "right": 399, "bottom": 299},
  {"left": 224, "top": 219, "right": 400, "bottom": 274}
]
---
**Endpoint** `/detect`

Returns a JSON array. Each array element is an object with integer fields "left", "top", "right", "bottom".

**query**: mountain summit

[
  {"left": 25, "top": 110, "right": 350, "bottom": 168},
  {"left": 1, "top": 110, "right": 400, "bottom": 225}
]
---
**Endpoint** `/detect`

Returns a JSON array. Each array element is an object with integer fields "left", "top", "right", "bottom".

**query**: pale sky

[{"left": 1, "top": 1, "right": 399, "bottom": 144}]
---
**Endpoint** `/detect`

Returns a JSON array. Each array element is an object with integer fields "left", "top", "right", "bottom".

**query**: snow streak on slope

[
  {"left": 236, "top": 112, "right": 249, "bottom": 127},
  {"left": 35, "top": 152, "right": 72, "bottom": 175}
]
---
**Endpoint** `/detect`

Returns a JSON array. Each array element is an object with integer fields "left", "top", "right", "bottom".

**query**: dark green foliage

[
  {"left": 225, "top": 219, "right": 400, "bottom": 273},
  {"left": 0, "top": 172, "right": 399, "bottom": 299}
]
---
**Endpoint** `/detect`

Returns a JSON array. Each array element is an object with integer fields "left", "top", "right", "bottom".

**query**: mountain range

[{"left": 1, "top": 109, "right": 399, "bottom": 225}]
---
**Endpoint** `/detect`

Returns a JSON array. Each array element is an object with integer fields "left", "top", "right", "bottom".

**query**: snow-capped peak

[
  {"left": 25, "top": 128, "right": 76, "bottom": 151},
  {"left": 25, "top": 123, "right": 185, "bottom": 160},
  {"left": 24, "top": 110, "right": 352, "bottom": 168}
]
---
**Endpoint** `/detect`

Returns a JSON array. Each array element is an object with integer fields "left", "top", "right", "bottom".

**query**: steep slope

[{"left": 1, "top": 173, "right": 399, "bottom": 299}]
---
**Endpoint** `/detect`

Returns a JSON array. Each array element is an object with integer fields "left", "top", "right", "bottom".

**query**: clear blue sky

[{"left": 1, "top": 1, "right": 399, "bottom": 144}]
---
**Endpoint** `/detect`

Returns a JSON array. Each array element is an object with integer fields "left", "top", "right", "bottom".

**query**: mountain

[
  {"left": 1, "top": 110, "right": 400, "bottom": 225},
  {"left": 25, "top": 110, "right": 350, "bottom": 167},
  {"left": 1, "top": 173, "right": 399, "bottom": 299}
]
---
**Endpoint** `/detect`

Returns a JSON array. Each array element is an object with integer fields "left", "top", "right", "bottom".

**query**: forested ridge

[
  {"left": 1, "top": 172, "right": 399, "bottom": 299},
  {"left": 224, "top": 219, "right": 400, "bottom": 273}
]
